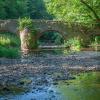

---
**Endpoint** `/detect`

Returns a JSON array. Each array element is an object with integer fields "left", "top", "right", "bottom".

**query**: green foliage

[
  {"left": 64, "top": 37, "right": 83, "bottom": 51},
  {"left": 0, "top": 0, "right": 99, "bottom": 27},
  {"left": 0, "top": 33, "right": 20, "bottom": 47},
  {"left": 38, "top": 31, "right": 63, "bottom": 45},
  {"left": 26, "top": 0, "right": 53, "bottom": 19},
  {"left": 18, "top": 17, "right": 36, "bottom": 32},
  {"left": 0, "top": 32, "right": 20, "bottom": 58},
  {"left": 0, "top": 0, "right": 27, "bottom": 19},
  {"left": 0, "top": 0, "right": 52, "bottom": 19},
  {"left": 0, "top": 46, "right": 20, "bottom": 58},
  {"left": 91, "top": 36, "right": 100, "bottom": 50},
  {"left": 19, "top": 17, "right": 34, "bottom": 31},
  {"left": 19, "top": 17, "right": 38, "bottom": 49},
  {"left": 95, "top": 36, "right": 100, "bottom": 43},
  {"left": 44, "top": 0, "right": 100, "bottom": 27}
]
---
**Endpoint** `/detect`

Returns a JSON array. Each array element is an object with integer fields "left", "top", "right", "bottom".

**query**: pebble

[
  {"left": 53, "top": 82, "right": 58, "bottom": 85},
  {"left": 0, "top": 51, "right": 99, "bottom": 100},
  {"left": 49, "top": 90, "right": 54, "bottom": 93}
]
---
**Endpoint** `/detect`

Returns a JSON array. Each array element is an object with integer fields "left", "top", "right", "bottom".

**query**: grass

[{"left": 0, "top": 32, "right": 20, "bottom": 58}]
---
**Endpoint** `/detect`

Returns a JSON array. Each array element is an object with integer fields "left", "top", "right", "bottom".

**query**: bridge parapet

[
  {"left": 0, "top": 19, "right": 98, "bottom": 52},
  {"left": 0, "top": 19, "right": 96, "bottom": 39},
  {"left": 0, "top": 19, "right": 18, "bottom": 33}
]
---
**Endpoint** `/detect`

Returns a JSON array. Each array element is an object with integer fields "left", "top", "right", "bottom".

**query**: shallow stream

[{"left": 0, "top": 50, "right": 100, "bottom": 100}]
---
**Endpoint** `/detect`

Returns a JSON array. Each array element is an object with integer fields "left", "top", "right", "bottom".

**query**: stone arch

[
  {"left": 37, "top": 29, "right": 65, "bottom": 46},
  {"left": 37, "top": 29, "right": 66, "bottom": 40}
]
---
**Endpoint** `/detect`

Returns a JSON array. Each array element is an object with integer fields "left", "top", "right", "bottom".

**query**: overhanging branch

[{"left": 80, "top": 0, "right": 99, "bottom": 20}]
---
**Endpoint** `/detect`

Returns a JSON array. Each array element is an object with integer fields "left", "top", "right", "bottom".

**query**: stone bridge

[
  {"left": 0, "top": 19, "right": 83, "bottom": 40},
  {"left": 0, "top": 19, "right": 99, "bottom": 52}
]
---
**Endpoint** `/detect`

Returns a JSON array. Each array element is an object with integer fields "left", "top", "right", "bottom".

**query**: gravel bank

[{"left": 0, "top": 51, "right": 100, "bottom": 84}]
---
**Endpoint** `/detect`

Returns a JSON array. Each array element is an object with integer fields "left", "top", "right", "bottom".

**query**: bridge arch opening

[{"left": 37, "top": 30, "right": 64, "bottom": 47}]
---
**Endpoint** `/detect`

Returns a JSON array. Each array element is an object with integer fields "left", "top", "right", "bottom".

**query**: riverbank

[
  {"left": 0, "top": 51, "right": 100, "bottom": 84},
  {"left": 0, "top": 51, "right": 100, "bottom": 100}
]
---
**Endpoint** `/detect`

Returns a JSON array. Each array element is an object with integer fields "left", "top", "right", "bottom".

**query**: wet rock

[
  {"left": 30, "top": 98, "right": 36, "bottom": 100},
  {"left": 51, "top": 95, "right": 56, "bottom": 98},
  {"left": 68, "top": 76, "right": 76, "bottom": 80},
  {"left": 0, "top": 51, "right": 100, "bottom": 100},
  {"left": 53, "top": 82, "right": 58, "bottom": 85},
  {"left": 57, "top": 75, "right": 61, "bottom": 78},
  {"left": 4, "top": 99, "right": 8, "bottom": 100},
  {"left": 19, "top": 78, "right": 32, "bottom": 85},
  {"left": 35, "top": 79, "right": 48, "bottom": 86},
  {"left": 38, "top": 87, "right": 43, "bottom": 91},
  {"left": 32, "top": 91, "right": 35, "bottom": 93},
  {"left": 43, "top": 72, "right": 46, "bottom": 75},
  {"left": 33, "top": 87, "right": 36, "bottom": 89},
  {"left": 49, "top": 90, "right": 54, "bottom": 93},
  {"left": 2, "top": 87, "right": 10, "bottom": 91},
  {"left": 19, "top": 81, "right": 24, "bottom": 85}
]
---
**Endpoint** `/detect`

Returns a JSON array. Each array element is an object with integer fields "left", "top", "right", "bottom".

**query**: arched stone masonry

[{"left": 0, "top": 19, "right": 98, "bottom": 52}]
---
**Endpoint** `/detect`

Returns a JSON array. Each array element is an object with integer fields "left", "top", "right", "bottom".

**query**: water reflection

[
  {"left": 57, "top": 72, "right": 100, "bottom": 100},
  {"left": 0, "top": 72, "right": 100, "bottom": 100},
  {"left": 0, "top": 50, "right": 100, "bottom": 100}
]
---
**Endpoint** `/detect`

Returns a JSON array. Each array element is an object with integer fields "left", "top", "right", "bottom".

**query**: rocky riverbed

[
  {"left": 0, "top": 51, "right": 100, "bottom": 84},
  {"left": 0, "top": 51, "right": 100, "bottom": 100}
]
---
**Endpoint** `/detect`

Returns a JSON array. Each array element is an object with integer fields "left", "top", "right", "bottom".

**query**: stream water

[{"left": 0, "top": 50, "right": 100, "bottom": 100}]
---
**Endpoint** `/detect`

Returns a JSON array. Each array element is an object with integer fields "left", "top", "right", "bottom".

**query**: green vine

[
  {"left": 18, "top": 17, "right": 36, "bottom": 34},
  {"left": 18, "top": 17, "right": 38, "bottom": 49}
]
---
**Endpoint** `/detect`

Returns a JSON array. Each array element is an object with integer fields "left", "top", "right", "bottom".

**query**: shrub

[
  {"left": 0, "top": 33, "right": 20, "bottom": 47},
  {"left": 0, "top": 32, "right": 20, "bottom": 58},
  {"left": 91, "top": 36, "right": 100, "bottom": 50},
  {"left": 64, "top": 37, "right": 83, "bottom": 51},
  {"left": 0, "top": 46, "right": 20, "bottom": 58},
  {"left": 18, "top": 17, "right": 38, "bottom": 49},
  {"left": 18, "top": 17, "right": 36, "bottom": 35}
]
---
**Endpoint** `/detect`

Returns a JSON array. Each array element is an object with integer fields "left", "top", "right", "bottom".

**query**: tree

[
  {"left": 26, "top": 0, "right": 53, "bottom": 19},
  {"left": 0, "top": 0, "right": 27, "bottom": 19},
  {"left": 0, "top": 0, "right": 6, "bottom": 19},
  {"left": 80, "top": 0, "right": 100, "bottom": 26},
  {"left": 44, "top": 0, "right": 100, "bottom": 26}
]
